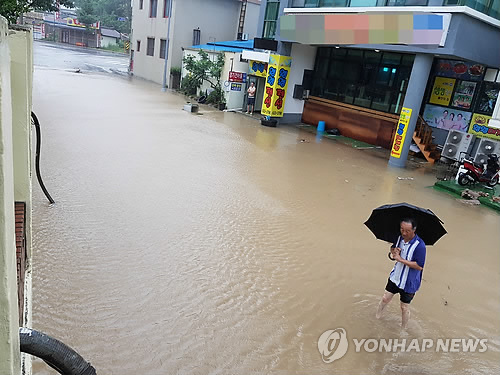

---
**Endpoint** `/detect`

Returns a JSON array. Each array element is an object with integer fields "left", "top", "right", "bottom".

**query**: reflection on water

[{"left": 31, "top": 68, "right": 500, "bottom": 375}]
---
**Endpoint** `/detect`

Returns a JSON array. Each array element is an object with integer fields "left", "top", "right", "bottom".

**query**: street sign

[
  {"left": 230, "top": 83, "right": 242, "bottom": 91},
  {"left": 229, "top": 71, "right": 246, "bottom": 83}
]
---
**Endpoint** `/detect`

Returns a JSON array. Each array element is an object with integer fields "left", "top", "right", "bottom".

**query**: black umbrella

[{"left": 364, "top": 202, "right": 447, "bottom": 246}]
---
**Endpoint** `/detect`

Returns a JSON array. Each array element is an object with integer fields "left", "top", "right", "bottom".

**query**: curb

[{"left": 434, "top": 180, "right": 500, "bottom": 212}]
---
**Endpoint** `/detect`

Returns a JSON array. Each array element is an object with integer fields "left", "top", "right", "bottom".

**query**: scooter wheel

[
  {"left": 487, "top": 176, "right": 499, "bottom": 187},
  {"left": 458, "top": 172, "right": 471, "bottom": 186}
]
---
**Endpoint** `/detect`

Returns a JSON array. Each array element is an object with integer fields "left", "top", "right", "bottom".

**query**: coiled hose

[{"left": 19, "top": 328, "right": 96, "bottom": 375}]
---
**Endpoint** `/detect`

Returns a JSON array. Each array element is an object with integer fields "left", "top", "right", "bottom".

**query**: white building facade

[{"left": 131, "top": 0, "right": 261, "bottom": 86}]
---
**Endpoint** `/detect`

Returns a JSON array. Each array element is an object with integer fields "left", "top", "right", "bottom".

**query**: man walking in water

[
  {"left": 246, "top": 82, "right": 256, "bottom": 114},
  {"left": 376, "top": 218, "right": 426, "bottom": 329}
]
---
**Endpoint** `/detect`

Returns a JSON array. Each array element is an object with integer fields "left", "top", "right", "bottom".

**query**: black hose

[
  {"left": 31, "top": 112, "right": 55, "bottom": 204},
  {"left": 19, "top": 327, "right": 96, "bottom": 375}
]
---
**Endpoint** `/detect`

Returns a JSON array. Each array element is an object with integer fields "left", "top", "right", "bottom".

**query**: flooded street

[{"left": 31, "top": 43, "right": 500, "bottom": 374}]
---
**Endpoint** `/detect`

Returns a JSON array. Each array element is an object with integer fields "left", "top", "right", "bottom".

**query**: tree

[
  {"left": 182, "top": 50, "right": 226, "bottom": 106},
  {"left": 75, "top": 0, "right": 131, "bottom": 34},
  {"left": 0, "top": 0, "right": 74, "bottom": 24}
]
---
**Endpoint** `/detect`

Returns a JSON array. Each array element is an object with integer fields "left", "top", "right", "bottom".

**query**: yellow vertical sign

[
  {"left": 261, "top": 55, "right": 292, "bottom": 118},
  {"left": 429, "top": 77, "right": 455, "bottom": 106},
  {"left": 391, "top": 107, "right": 413, "bottom": 159}
]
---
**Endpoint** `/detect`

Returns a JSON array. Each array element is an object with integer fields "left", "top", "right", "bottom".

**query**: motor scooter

[{"left": 457, "top": 154, "right": 500, "bottom": 187}]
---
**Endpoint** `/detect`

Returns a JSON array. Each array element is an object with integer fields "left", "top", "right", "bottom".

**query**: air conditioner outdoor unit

[
  {"left": 441, "top": 130, "right": 475, "bottom": 161},
  {"left": 473, "top": 138, "right": 500, "bottom": 165},
  {"left": 241, "top": 33, "right": 249, "bottom": 41}
]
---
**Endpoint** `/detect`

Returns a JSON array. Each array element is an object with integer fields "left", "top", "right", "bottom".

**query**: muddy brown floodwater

[{"left": 31, "top": 65, "right": 499, "bottom": 375}]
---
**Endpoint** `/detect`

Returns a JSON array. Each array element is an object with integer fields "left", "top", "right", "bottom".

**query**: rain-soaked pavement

[{"left": 31, "top": 43, "right": 500, "bottom": 374}]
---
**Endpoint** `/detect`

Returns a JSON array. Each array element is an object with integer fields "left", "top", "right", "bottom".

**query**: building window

[
  {"left": 350, "top": 0, "right": 378, "bottom": 6},
  {"left": 192, "top": 29, "right": 201, "bottom": 46},
  {"left": 263, "top": 1, "right": 280, "bottom": 39},
  {"left": 291, "top": 0, "right": 353, "bottom": 6},
  {"left": 311, "top": 47, "right": 414, "bottom": 114},
  {"left": 140, "top": 0, "right": 144, "bottom": 10},
  {"left": 386, "top": 0, "right": 428, "bottom": 5},
  {"left": 150, "top": 0, "right": 158, "bottom": 18},
  {"left": 160, "top": 39, "right": 167, "bottom": 59},
  {"left": 147, "top": 38, "right": 155, "bottom": 56},
  {"left": 137, "top": 40, "right": 141, "bottom": 52},
  {"left": 163, "top": 0, "right": 171, "bottom": 17}
]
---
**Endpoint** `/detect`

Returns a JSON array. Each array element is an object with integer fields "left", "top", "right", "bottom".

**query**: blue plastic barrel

[{"left": 317, "top": 121, "right": 326, "bottom": 132}]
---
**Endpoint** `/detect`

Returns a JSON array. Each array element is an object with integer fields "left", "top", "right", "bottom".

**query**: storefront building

[{"left": 256, "top": 1, "right": 500, "bottom": 166}]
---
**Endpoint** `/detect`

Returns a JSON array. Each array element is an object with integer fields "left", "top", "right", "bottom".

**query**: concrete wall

[
  {"left": 9, "top": 27, "right": 33, "bottom": 263},
  {"left": 0, "top": 16, "right": 21, "bottom": 375},
  {"left": 282, "top": 43, "right": 316, "bottom": 123},
  {"left": 8, "top": 25, "right": 34, "bottom": 375}
]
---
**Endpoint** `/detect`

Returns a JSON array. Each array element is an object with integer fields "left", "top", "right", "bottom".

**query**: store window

[
  {"left": 475, "top": 81, "right": 500, "bottom": 116},
  {"left": 422, "top": 58, "right": 498, "bottom": 133},
  {"left": 311, "top": 47, "right": 414, "bottom": 114},
  {"left": 263, "top": 1, "right": 280, "bottom": 39}
]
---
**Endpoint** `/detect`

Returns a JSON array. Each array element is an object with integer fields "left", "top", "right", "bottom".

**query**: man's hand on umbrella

[
  {"left": 390, "top": 247, "right": 401, "bottom": 257},
  {"left": 392, "top": 250, "right": 423, "bottom": 271}
]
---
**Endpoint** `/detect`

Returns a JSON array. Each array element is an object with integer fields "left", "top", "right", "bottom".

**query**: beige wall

[
  {"left": 131, "top": 0, "right": 172, "bottom": 84},
  {"left": 221, "top": 52, "right": 248, "bottom": 111},
  {"left": 9, "top": 27, "right": 33, "bottom": 263},
  {"left": 0, "top": 16, "right": 21, "bottom": 375},
  {"left": 132, "top": 0, "right": 260, "bottom": 85}
]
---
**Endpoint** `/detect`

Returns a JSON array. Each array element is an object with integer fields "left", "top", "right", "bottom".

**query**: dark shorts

[
  {"left": 247, "top": 97, "right": 255, "bottom": 105},
  {"left": 385, "top": 278, "right": 415, "bottom": 304}
]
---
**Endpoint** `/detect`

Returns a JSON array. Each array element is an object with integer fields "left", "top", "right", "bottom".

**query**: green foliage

[
  {"left": 170, "top": 66, "right": 182, "bottom": 76},
  {"left": 75, "top": 0, "right": 131, "bottom": 34},
  {"left": 101, "top": 43, "right": 125, "bottom": 53},
  {"left": 206, "top": 87, "right": 225, "bottom": 106},
  {"left": 0, "top": 0, "right": 74, "bottom": 24},
  {"left": 181, "top": 74, "right": 201, "bottom": 96},
  {"left": 182, "top": 50, "right": 226, "bottom": 104}
]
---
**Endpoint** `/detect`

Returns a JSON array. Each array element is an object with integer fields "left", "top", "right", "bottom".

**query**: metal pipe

[{"left": 162, "top": 0, "right": 174, "bottom": 91}]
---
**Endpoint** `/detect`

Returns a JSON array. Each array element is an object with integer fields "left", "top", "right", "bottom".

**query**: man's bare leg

[
  {"left": 401, "top": 302, "right": 410, "bottom": 329},
  {"left": 376, "top": 291, "right": 394, "bottom": 319}
]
